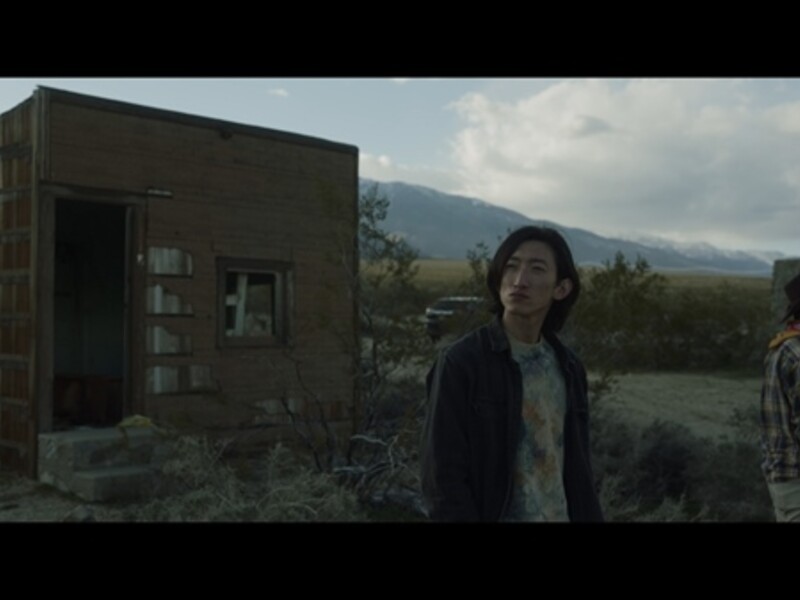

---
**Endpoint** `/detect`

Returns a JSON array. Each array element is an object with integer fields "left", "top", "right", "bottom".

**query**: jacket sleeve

[
  {"left": 421, "top": 350, "right": 480, "bottom": 521},
  {"left": 573, "top": 359, "right": 605, "bottom": 522},
  {"left": 576, "top": 362, "right": 592, "bottom": 454}
]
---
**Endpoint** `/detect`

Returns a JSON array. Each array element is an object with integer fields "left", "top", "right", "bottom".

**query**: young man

[
  {"left": 760, "top": 271, "right": 800, "bottom": 522},
  {"left": 421, "top": 226, "right": 603, "bottom": 522}
]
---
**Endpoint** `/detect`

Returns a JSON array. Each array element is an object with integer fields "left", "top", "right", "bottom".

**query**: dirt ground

[{"left": 0, "top": 470, "right": 133, "bottom": 522}]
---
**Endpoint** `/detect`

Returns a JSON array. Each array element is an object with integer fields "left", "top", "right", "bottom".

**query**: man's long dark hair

[{"left": 486, "top": 226, "right": 581, "bottom": 334}]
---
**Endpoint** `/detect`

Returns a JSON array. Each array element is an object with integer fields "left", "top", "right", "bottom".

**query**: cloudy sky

[{"left": 2, "top": 78, "right": 798, "bottom": 256}]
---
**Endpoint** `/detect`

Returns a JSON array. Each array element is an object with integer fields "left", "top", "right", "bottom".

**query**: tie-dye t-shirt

[{"left": 503, "top": 335, "right": 569, "bottom": 522}]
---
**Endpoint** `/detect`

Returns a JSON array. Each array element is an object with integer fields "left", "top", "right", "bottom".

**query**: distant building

[
  {"left": 0, "top": 87, "right": 359, "bottom": 477},
  {"left": 773, "top": 259, "right": 800, "bottom": 323}
]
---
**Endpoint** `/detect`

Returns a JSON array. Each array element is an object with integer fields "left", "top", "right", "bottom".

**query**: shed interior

[{"left": 53, "top": 199, "right": 127, "bottom": 429}]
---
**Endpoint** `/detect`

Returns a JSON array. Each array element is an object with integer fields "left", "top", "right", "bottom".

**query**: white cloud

[
  {"left": 764, "top": 102, "right": 800, "bottom": 134},
  {"left": 268, "top": 88, "right": 289, "bottom": 97},
  {"left": 445, "top": 79, "right": 800, "bottom": 253}
]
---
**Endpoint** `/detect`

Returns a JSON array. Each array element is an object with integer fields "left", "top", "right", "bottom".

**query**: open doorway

[{"left": 53, "top": 199, "right": 128, "bottom": 430}]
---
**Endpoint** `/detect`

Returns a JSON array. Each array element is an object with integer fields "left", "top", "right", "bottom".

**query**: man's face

[{"left": 499, "top": 240, "right": 572, "bottom": 320}]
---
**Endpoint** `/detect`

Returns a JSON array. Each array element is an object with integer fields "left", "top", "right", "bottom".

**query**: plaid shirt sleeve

[{"left": 760, "top": 338, "right": 800, "bottom": 482}]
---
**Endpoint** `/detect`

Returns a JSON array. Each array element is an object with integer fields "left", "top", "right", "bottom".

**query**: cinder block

[
  {"left": 37, "top": 428, "right": 170, "bottom": 502},
  {"left": 71, "top": 466, "right": 157, "bottom": 502}
]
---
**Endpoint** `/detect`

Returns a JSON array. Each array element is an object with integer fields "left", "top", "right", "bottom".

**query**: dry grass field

[
  {"left": 654, "top": 271, "right": 770, "bottom": 292},
  {"left": 593, "top": 371, "right": 761, "bottom": 442},
  {"left": 415, "top": 259, "right": 474, "bottom": 290},
  {"left": 413, "top": 258, "right": 771, "bottom": 294}
]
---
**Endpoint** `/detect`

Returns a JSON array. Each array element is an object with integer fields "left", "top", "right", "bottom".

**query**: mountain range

[{"left": 359, "top": 179, "right": 783, "bottom": 276}]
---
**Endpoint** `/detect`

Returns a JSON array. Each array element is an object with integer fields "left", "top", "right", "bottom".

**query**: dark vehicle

[{"left": 425, "top": 296, "right": 484, "bottom": 341}]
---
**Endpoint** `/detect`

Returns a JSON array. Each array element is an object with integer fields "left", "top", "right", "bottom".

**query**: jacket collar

[{"left": 487, "top": 316, "right": 511, "bottom": 353}]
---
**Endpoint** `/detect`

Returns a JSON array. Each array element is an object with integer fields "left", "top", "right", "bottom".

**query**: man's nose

[{"left": 513, "top": 269, "right": 528, "bottom": 287}]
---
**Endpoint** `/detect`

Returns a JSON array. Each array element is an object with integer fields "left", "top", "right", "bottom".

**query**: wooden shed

[{"left": 0, "top": 87, "right": 359, "bottom": 478}]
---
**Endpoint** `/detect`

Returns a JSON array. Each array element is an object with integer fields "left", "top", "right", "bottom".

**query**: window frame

[{"left": 216, "top": 257, "right": 292, "bottom": 348}]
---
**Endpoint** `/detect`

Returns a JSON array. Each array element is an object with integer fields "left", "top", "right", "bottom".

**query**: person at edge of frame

[
  {"left": 421, "top": 226, "right": 604, "bottom": 522},
  {"left": 760, "top": 271, "right": 800, "bottom": 522}
]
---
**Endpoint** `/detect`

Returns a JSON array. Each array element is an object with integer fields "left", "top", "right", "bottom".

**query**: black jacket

[{"left": 421, "top": 317, "right": 604, "bottom": 522}]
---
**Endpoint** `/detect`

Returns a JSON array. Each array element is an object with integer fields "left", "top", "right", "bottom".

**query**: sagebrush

[{"left": 127, "top": 437, "right": 364, "bottom": 522}]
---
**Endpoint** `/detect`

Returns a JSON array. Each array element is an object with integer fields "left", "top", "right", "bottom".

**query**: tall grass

[{"left": 126, "top": 437, "right": 365, "bottom": 522}]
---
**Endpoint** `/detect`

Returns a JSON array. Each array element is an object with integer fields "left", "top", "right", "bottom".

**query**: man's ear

[{"left": 553, "top": 278, "right": 573, "bottom": 301}]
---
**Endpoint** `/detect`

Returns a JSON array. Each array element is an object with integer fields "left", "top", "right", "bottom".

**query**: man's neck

[{"left": 502, "top": 312, "right": 544, "bottom": 345}]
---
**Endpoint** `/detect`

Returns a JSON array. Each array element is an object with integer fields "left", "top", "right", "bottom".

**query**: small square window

[{"left": 217, "top": 258, "right": 291, "bottom": 347}]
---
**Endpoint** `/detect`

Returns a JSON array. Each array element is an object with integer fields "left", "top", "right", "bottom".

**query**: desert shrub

[
  {"left": 688, "top": 440, "right": 773, "bottom": 522},
  {"left": 685, "top": 402, "right": 773, "bottom": 521},
  {"left": 589, "top": 372, "right": 653, "bottom": 520},
  {"left": 569, "top": 253, "right": 667, "bottom": 370},
  {"left": 590, "top": 404, "right": 774, "bottom": 522},
  {"left": 359, "top": 183, "right": 433, "bottom": 375},
  {"left": 253, "top": 444, "right": 365, "bottom": 522},
  {"left": 570, "top": 253, "right": 771, "bottom": 372},
  {"left": 358, "top": 184, "right": 435, "bottom": 410},
  {"left": 129, "top": 436, "right": 364, "bottom": 522},
  {"left": 654, "top": 283, "right": 770, "bottom": 371},
  {"left": 633, "top": 420, "right": 708, "bottom": 507},
  {"left": 596, "top": 473, "right": 641, "bottom": 521},
  {"left": 592, "top": 418, "right": 700, "bottom": 520},
  {"left": 637, "top": 495, "right": 709, "bottom": 522},
  {"left": 589, "top": 395, "right": 638, "bottom": 503},
  {"left": 459, "top": 241, "right": 492, "bottom": 301},
  {"left": 334, "top": 375, "right": 426, "bottom": 518},
  {"left": 368, "top": 375, "right": 426, "bottom": 434},
  {"left": 273, "top": 185, "right": 430, "bottom": 521},
  {"left": 591, "top": 408, "right": 707, "bottom": 520}
]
